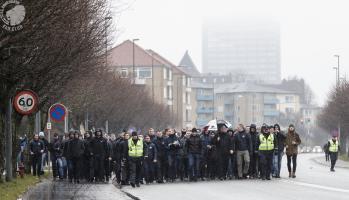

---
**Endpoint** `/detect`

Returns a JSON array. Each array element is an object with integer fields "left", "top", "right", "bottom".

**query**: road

[
  {"left": 23, "top": 153, "right": 348, "bottom": 200},
  {"left": 123, "top": 153, "right": 349, "bottom": 200}
]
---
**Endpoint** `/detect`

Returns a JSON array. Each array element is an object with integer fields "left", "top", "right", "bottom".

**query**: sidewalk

[
  {"left": 21, "top": 179, "right": 131, "bottom": 200},
  {"left": 312, "top": 155, "right": 349, "bottom": 169}
]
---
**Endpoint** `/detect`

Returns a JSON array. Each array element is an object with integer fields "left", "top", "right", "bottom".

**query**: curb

[
  {"left": 112, "top": 181, "right": 141, "bottom": 200},
  {"left": 311, "top": 157, "right": 349, "bottom": 169}
]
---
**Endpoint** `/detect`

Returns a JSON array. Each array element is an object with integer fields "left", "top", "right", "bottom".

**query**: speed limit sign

[{"left": 13, "top": 90, "right": 39, "bottom": 115}]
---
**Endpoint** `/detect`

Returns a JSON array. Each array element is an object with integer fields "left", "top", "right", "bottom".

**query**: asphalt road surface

[
  {"left": 123, "top": 153, "right": 349, "bottom": 200},
  {"left": 23, "top": 153, "right": 349, "bottom": 200}
]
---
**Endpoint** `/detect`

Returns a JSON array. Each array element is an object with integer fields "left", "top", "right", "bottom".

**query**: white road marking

[{"left": 282, "top": 179, "right": 349, "bottom": 194}]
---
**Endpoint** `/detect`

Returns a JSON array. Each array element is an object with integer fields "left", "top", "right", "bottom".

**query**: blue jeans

[
  {"left": 56, "top": 158, "right": 64, "bottom": 178},
  {"left": 61, "top": 157, "right": 68, "bottom": 178},
  {"left": 167, "top": 154, "right": 178, "bottom": 180},
  {"left": 188, "top": 153, "right": 201, "bottom": 179},
  {"left": 272, "top": 152, "right": 283, "bottom": 176}
]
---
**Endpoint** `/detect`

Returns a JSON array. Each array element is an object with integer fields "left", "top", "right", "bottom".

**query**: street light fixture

[
  {"left": 333, "top": 54, "right": 341, "bottom": 144},
  {"left": 132, "top": 38, "right": 140, "bottom": 82}
]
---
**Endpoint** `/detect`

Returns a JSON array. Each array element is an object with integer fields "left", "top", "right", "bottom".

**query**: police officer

[
  {"left": 127, "top": 131, "right": 147, "bottom": 188},
  {"left": 328, "top": 134, "right": 340, "bottom": 172},
  {"left": 29, "top": 134, "right": 44, "bottom": 177},
  {"left": 143, "top": 135, "right": 157, "bottom": 183},
  {"left": 256, "top": 124, "right": 276, "bottom": 180}
]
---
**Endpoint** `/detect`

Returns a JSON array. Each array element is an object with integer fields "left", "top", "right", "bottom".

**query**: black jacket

[
  {"left": 29, "top": 139, "right": 44, "bottom": 156},
  {"left": 154, "top": 136, "right": 166, "bottom": 158},
  {"left": 186, "top": 134, "right": 203, "bottom": 154},
  {"left": 275, "top": 131, "right": 286, "bottom": 152},
  {"left": 145, "top": 142, "right": 157, "bottom": 161},
  {"left": 212, "top": 132, "right": 233, "bottom": 155},
  {"left": 50, "top": 138, "right": 62, "bottom": 158},
  {"left": 164, "top": 134, "right": 181, "bottom": 155},
  {"left": 234, "top": 131, "right": 252, "bottom": 152},
  {"left": 249, "top": 131, "right": 259, "bottom": 153},
  {"left": 90, "top": 136, "right": 109, "bottom": 158},
  {"left": 68, "top": 138, "right": 85, "bottom": 158}
]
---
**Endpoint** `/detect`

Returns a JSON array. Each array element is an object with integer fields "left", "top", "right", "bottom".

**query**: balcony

[
  {"left": 196, "top": 107, "right": 214, "bottom": 114},
  {"left": 224, "top": 112, "right": 233, "bottom": 118},
  {"left": 197, "top": 94, "right": 214, "bottom": 101},
  {"left": 264, "top": 97, "right": 279, "bottom": 105},
  {"left": 264, "top": 110, "right": 279, "bottom": 117}
]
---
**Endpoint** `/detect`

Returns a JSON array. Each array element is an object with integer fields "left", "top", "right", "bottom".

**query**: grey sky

[{"left": 112, "top": 0, "right": 349, "bottom": 105}]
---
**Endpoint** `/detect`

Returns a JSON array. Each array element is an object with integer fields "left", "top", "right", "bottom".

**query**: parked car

[{"left": 312, "top": 146, "right": 323, "bottom": 153}]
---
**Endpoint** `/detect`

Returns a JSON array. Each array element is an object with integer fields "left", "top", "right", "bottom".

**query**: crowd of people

[{"left": 27, "top": 122, "right": 304, "bottom": 188}]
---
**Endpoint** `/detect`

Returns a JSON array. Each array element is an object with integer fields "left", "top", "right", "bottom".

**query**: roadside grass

[
  {"left": 0, "top": 172, "right": 50, "bottom": 200},
  {"left": 339, "top": 154, "right": 349, "bottom": 162}
]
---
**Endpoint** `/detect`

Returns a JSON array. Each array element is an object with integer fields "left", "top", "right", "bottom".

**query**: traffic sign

[
  {"left": 49, "top": 104, "right": 66, "bottom": 122},
  {"left": 13, "top": 90, "right": 39, "bottom": 115},
  {"left": 47, "top": 122, "right": 52, "bottom": 130}
]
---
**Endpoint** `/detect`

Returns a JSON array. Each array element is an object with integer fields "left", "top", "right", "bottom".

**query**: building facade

[{"left": 202, "top": 18, "right": 281, "bottom": 84}]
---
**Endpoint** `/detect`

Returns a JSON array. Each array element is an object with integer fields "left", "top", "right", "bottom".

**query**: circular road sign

[
  {"left": 13, "top": 90, "right": 39, "bottom": 115},
  {"left": 49, "top": 104, "right": 67, "bottom": 122}
]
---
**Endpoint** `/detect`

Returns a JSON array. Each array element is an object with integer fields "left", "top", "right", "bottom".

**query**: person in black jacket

[
  {"left": 164, "top": 128, "right": 181, "bottom": 182},
  {"left": 273, "top": 124, "right": 286, "bottom": 178},
  {"left": 234, "top": 124, "right": 252, "bottom": 179},
  {"left": 212, "top": 123, "right": 234, "bottom": 180},
  {"left": 186, "top": 128, "right": 203, "bottom": 182},
  {"left": 29, "top": 134, "right": 44, "bottom": 177},
  {"left": 83, "top": 131, "right": 94, "bottom": 182},
  {"left": 113, "top": 133, "right": 124, "bottom": 184},
  {"left": 120, "top": 132, "right": 130, "bottom": 185},
  {"left": 67, "top": 131, "right": 85, "bottom": 183},
  {"left": 154, "top": 131, "right": 167, "bottom": 183},
  {"left": 104, "top": 133, "right": 112, "bottom": 182},
  {"left": 49, "top": 133, "right": 63, "bottom": 180},
  {"left": 61, "top": 132, "right": 70, "bottom": 179},
  {"left": 143, "top": 135, "right": 157, "bottom": 184},
  {"left": 200, "top": 127, "right": 212, "bottom": 180},
  {"left": 91, "top": 129, "right": 109, "bottom": 182},
  {"left": 248, "top": 124, "right": 259, "bottom": 178}
]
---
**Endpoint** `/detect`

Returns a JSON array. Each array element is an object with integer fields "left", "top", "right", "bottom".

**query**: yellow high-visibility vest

[
  {"left": 259, "top": 134, "right": 274, "bottom": 151},
  {"left": 128, "top": 138, "right": 143, "bottom": 157},
  {"left": 329, "top": 140, "right": 338, "bottom": 153}
]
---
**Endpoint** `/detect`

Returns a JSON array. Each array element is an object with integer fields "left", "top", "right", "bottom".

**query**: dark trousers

[
  {"left": 32, "top": 155, "right": 42, "bottom": 176},
  {"left": 104, "top": 159, "right": 111, "bottom": 181},
  {"left": 156, "top": 156, "right": 167, "bottom": 181},
  {"left": 94, "top": 155, "right": 105, "bottom": 181},
  {"left": 129, "top": 157, "right": 142, "bottom": 184},
  {"left": 178, "top": 156, "right": 188, "bottom": 180},
  {"left": 287, "top": 154, "right": 297, "bottom": 173},
  {"left": 249, "top": 153, "right": 259, "bottom": 177},
  {"left": 208, "top": 157, "right": 218, "bottom": 179},
  {"left": 167, "top": 154, "right": 178, "bottom": 180},
  {"left": 329, "top": 152, "right": 338, "bottom": 170},
  {"left": 188, "top": 153, "right": 201, "bottom": 179},
  {"left": 143, "top": 159, "right": 156, "bottom": 183},
  {"left": 114, "top": 159, "right": 121, "bottom": 183},
  {"left": 69, "top": 157, "right": 81, "bottom": 181},
  {"left": 84, "top": 156, "right": 94, "bottom": 181},
  {"left": 51, "top": 156, "right": 58, "bottom": 178},
  {"left": 217, "top": 153, "right": 229, "bottom": 179},
  {"left": 259, "top": 152, "right": 273, "bottom": 179}
]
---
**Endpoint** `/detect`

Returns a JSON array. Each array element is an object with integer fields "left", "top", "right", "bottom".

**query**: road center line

[{"left": 282, "top": 179, "right": 349, "bottom": 194}]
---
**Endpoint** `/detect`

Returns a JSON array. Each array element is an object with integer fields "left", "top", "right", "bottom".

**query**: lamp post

[
  {"left": 104, "top": 16, "right": 112, "bottom": 132},
  {"left": 334, "top": 55, "right": 341, "bottom": 143},
  {"left": 132, "top": 38, "right": 140, "bottom": 82}
]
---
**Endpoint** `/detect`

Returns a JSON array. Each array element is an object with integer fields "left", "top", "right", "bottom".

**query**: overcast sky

[{"left": 111, "top": 0, "right": 349, "bottom": 105}]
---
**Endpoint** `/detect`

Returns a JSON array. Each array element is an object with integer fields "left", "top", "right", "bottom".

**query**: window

[
  {"left": 168, "top": 70, "right": 172, "bottom": 81},
  {"left": 168, "top": 86, "right": 172, "bottom": 99},
  {"left": 186, "top": 109, "right": 191, "bottom": 122},
  {"left": 286, "top": 107, "right": 295, "bottom": 113},
  {"left": 186, "top": 92, "right": 190, "bottom": 104},
  {"left": 164, "top": 87, "right": 167, "bottom": 98},
  {"left": 136, "top": 67, "right": 152, "bottom": 78},
  {"left": 163, "top": 68, "right": 167, "bottom": 79},
  {"left": 285, "top": 95, "right": 294, "bottom": 103},
  {"left": 120, "top": 68, "right": 128, "bottom": 78}
]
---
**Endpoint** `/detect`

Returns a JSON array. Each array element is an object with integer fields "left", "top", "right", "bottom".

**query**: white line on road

[{"left": 282, "top": 179, "right": 349, "bottom": 194}]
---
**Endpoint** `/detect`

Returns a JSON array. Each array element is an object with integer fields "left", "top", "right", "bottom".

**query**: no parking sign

[{"left": 49, "top": 104, "right": 67, "bottom": 122}]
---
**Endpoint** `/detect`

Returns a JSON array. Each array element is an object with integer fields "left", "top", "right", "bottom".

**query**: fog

[{"left": 112, "top": 0, "right": 349, "bottom": 105}]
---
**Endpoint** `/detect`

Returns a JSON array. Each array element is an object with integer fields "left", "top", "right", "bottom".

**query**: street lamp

[
  {"left": 333, "top": 55, "right": 341, "bottom": 144},
  {"left": 132, "top": 38, "right": 140, "bottom": 82}
]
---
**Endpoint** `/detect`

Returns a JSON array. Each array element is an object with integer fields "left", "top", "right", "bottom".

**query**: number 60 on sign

[{"left": 13, "top": 90, "right": 39, "bottom": 115}]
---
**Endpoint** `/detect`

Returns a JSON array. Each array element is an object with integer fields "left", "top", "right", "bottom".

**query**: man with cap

[
  {"left": 127, "top": 131, "right": 147, "bottom": 188},
  {"left": 186, "top": 128, "right": 203, "bottom": 181},
  {"left": 248, "top": 124, "right": 259, "bottom": 178},
  {"left": 285, "top": 124, "right": 301, "bottom": 178},
  {"left": 328, "top": 134, "right": 340, "bottom": 172},
  {"left": 90, "top": 129, "right": 109, "bottom": 182},
  {"left": 256, "top": 124, "right": 277, "bottom": 180},
  {"left": 39, "top": 131, "right": 48, "bottom": 175},
  {"left": 212, "top": 122, "right": 234, "bottom": 180}
]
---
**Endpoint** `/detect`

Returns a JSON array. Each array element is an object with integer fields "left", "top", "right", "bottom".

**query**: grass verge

[
  {"left": 0, "top": 172, "right": 50, "bottom": 200},
  {"left": 339, "top": 154, "right": 349, "bottom": 162}
]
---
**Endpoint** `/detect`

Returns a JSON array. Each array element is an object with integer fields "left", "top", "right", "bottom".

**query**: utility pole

[
  {"left": 132, "top": 38, "right": 139, "bottom": 83},
  {"left": 334, "top": 55, "right": 341, "bottom": 144}
]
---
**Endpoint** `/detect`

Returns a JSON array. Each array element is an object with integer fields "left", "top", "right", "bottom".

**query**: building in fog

[{"left": 202, "top": 18, "right": 281, "bottom": 84}]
